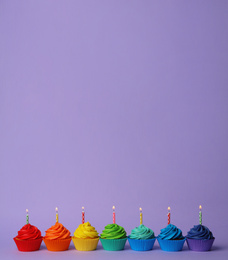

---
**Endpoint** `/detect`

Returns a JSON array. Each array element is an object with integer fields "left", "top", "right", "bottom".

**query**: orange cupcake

[{"left": 43, "top": 222, "right": 71, "bottom": 251}]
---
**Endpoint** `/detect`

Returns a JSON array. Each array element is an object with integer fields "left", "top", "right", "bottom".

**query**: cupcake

[
  {"left": 43, "top": 222, "right": 71, "bottom": 251},
  {"left": 72, "top": 222, "right": 99, "bottom": 251},
  {"left": 100, "top": 224, "right": 127, "bottom": 251},
  {"left": 13, "top": 224, "right": 43, "bottom": 252},
  {"left": 157, "top": 224, "right": 186, "bottom": 251},
  {"left": 186, "top": 225, "right": 215, "bottom": 251},
  {"left": 128, "top": 224, "right": 156, "bottom": 251}
]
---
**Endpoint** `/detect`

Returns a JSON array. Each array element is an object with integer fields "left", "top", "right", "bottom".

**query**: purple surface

[{"left": 0, "top": 0, "right": 228, "bottom": 259}]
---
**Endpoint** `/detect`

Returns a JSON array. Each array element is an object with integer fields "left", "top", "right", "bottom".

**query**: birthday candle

[
  {"left": 26, "top": 209, "right": 29, "bottom": 224},
  {"left": 56, "top": 207, "right": 59, "bottom": 223},
  {"left": 199, "top": 205, "right": 202, "bottom": 225},
  {"left": 139, "top": 207, "right": 143, "bottom": 225},
  {"left": 113, "top": 206, "right": 116, "bottom": 224},
  {"left": 82, "top": 206, "right": 85, "bottom": 224},
  {"left": 167, "top": 207, "right": 171, "bottom": 225}
]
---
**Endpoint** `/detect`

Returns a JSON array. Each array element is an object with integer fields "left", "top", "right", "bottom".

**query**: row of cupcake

[{"left": 14, "top": 206, "right": 215, "bottom": 252}]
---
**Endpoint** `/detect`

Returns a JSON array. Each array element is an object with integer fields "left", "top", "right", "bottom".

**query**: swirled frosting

[
  {"left": 129, "top": 224, "right": 155, "bottom": 240},
  {"left": 100, "top": 224, "right": 126, "bottom": 239},
  {"left": 74, "top": 222, "right": 99, "bottom": 239},
  {"left": 44, "top": 223, "right": 71, "bottom": 240},
  {"left": 158, "top": 224, "right": 184, "bottom": 240},
  {"left": 187, "top": 225, "right": 214, "bottom": 240},
  {"left": 16, "top": 224, "right": 42, "bottom": 240}
]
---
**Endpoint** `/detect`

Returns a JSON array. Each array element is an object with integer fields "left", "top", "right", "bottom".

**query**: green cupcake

[{"left": 100, "top": 224, "right": 127, "bottom": 251}]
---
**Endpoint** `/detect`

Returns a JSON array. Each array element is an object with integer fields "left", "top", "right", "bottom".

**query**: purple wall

[{"left": 0, "top": 0, "right": 228, "bottom": 258}]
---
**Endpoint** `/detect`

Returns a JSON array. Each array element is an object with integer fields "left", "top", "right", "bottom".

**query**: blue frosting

[
  {"left": 187, "top": 225, "right": 214, "bottom": 240},
  {"left": 158, "top": 224, "right": 184, "bottom": 240}
]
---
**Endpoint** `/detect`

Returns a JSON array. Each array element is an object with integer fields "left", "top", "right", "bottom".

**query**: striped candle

[
  {"left": 167, "top": 207, "right": 171, "bottom": 225},
  {"left": 199, "top": 205, "right": 202, "bottom": 225},
  {"left": 139, "top": 207, "right": 143, "bottom": 225},
  {"left": 56, "top": 207, "right": 59, "bottom": 223},
  {"left": 82, "top": 206, "right": 85, "bottom": 224},
  {"left": 26, "top": 209, "right": 29, "bottom": 224},
  {"left": 112, "top": 206, "right": 116, "bottom": 224}
]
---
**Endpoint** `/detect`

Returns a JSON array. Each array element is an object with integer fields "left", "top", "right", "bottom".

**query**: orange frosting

[{"left": 44, "top": 223, "right": 71, "bottom": 240}]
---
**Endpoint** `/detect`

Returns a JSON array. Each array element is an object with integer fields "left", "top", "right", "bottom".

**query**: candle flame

[
  {"left": 168, "top": 207, "right": 171, "bottom": 211},
  {"left": 199, "top": 205, "right": 202, "bottom": 210},
  {"left": 82, "top": 206, "right": 85, "bottom": 211},
  {"left": 112, "top": 206, "right": 115, "bottom": 210},
  {"left": 56, "top": 207, "right": 58, "bottom": 212},
  {"left": 139, "top": 207, "right": 142, "bottom": 211},
  {"left": 26, "top": 209, "right": 29, "bottom": 214}
]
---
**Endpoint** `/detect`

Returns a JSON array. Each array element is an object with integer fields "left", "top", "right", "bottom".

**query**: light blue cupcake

[
  {"left": 157, "top": 224, "right": 186, "bottom": 251},
  {"left": 128, "top": 224, "right": 156, "bottom": 251}
]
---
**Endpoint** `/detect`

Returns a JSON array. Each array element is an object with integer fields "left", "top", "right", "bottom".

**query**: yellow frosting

[{"left": 74, "top": 222, "right": 99, "bottom": 239}]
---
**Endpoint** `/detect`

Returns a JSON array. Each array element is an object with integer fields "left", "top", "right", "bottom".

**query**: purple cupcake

[{"left": 186, "top": 225, "right": 215, "bottom": 251}]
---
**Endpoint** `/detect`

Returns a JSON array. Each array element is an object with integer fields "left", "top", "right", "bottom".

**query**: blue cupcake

[
  {"left": 157, "top": 224, "right": 186, "bottom": 251},
  {"left": 128, "top": 224, "right": 156, "bottom": 251},
  {"left": 186, "top": 225, "right": 215, "bottom": 251}
]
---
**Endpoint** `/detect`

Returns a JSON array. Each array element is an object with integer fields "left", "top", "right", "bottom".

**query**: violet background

[{"left": 0, "top": 0, "right": 228, "bottom": 259}]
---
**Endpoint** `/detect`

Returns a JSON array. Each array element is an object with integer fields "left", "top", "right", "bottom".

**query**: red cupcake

[{"left": 14, "top": 223, "right": 43, "bottom": 251}]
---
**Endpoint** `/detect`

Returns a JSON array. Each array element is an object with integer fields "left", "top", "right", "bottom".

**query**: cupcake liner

[
  {"left": 72, "top": 237, "right": 99, "bottom": 251},
  {"left": 43, "top": 237, "right": 71, "bottom": 251},
  {"left": 128, "top": 237, "right": 156, "bottom": 251},
  {"left": 100, "top": 237, "right": 127, "bottom": 251},
  {"left": 157, "top": 238, "right": 186, "bottom": 251},
  {"left": 186, "top": 238, "right": 215, "bottom": 251},
  {"left": 13, "top": 237, "right": 43, "bottom": 252}
]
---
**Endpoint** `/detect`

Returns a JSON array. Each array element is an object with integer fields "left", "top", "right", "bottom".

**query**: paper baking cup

[
  {"left": 100, "top": 238, "right": 127, "bottom": 251},
  {"left": 157, "top": 238, "right": 186, "bottom": 251},
  {"left": 43, "top": 237, "right": 71, "bottom": 251},
  {"left": 72, "top": 237, "right": 99, "bottom": 251},
  {"left": 186, "top": 238, "right": 215, "bottom": 251},
  {"left": 128, "top": 237, "right": 156, "bottom": 251},
  {"left": 13, "top": 237, "right": 43, "bottom": 252}
]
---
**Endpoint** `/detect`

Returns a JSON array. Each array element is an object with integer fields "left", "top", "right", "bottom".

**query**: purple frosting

[{"left": 187, "top": 225, "right": 214, "bottom": 240}]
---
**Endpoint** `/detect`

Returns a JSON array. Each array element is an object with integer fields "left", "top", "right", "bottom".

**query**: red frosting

[{"left": 16, "top": 224, "right": 42, "bottom": 240}]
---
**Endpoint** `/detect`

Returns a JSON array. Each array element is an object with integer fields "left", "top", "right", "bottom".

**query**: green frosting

[{"left": 100, "top": 224, "right": 127, "bottom": 239}]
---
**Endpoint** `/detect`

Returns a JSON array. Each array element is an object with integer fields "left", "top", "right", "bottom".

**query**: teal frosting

[
  {"left": 129, "top": 224, "right": 155, "bottom": 240},
  {"left": 158, "top": 224, "right": 184, "bottom": 240}
]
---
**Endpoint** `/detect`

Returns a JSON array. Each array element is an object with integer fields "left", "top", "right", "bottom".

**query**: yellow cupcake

[{"left": 72, "top": 222, "right": 99, "bottom": 251}]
